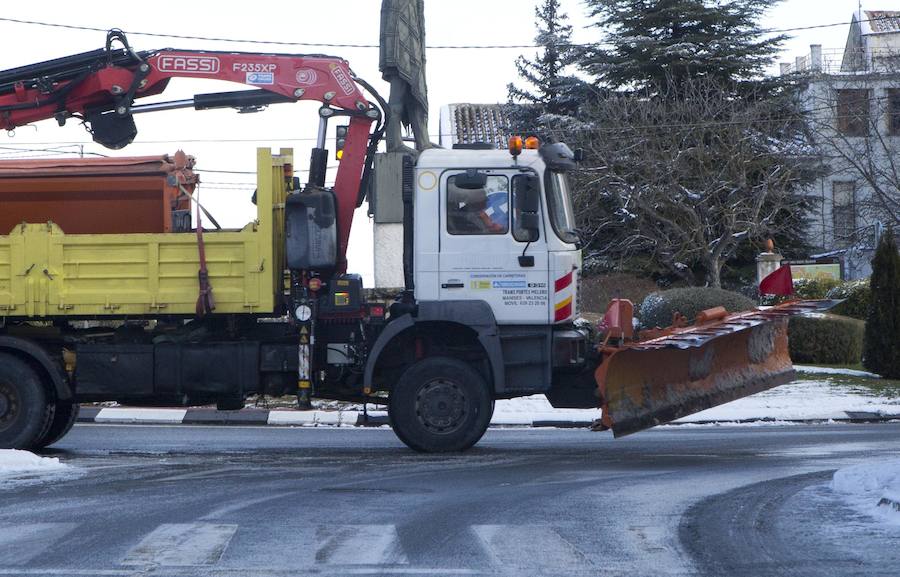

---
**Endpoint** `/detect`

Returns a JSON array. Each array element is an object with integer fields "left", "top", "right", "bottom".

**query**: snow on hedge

[
  {"left": 832, "top": 460, "right": 900, "bottom": 525},
  {"left": 0, "top": 449, "right": 67, "bottom": 479}
]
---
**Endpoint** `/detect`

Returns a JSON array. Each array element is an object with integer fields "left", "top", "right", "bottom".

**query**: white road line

[
  {"left": 315, "top": 524, "right": 408, "bottom": 565},
  {"left": 472, "top": 524, "right": 590, "bottom": 569},
  {"left": 0, "top": 523, "right": 77, "bottom": 565},
  {"left": 122, "top": 523, "right": 237, "bottom": 566}
]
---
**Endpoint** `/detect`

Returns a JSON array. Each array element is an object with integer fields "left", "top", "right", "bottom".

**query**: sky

[{"left": 0, "top": 0, "right": 872, "bottom": 284}]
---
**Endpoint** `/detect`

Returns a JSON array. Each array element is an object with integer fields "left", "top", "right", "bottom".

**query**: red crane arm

[{"left": 0, "top": 45, "right": 381, "bottom": 274}]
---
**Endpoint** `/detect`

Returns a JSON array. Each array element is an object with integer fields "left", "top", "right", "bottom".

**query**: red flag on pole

[{"left": 759, "top": 264, "right": 793, "bottom": 296}]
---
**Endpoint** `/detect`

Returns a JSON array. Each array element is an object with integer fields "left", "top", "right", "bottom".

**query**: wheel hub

[{"left": 415, "top": 379, "right": 467, "bottom": 434}]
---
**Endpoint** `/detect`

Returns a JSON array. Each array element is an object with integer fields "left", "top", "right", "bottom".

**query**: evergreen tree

[
  {"left": 507, "top": 0, "right": 585, "bottom": 129},
  {"left": 582, "top": 0, "right": 787, "bottom": 92},
  {"left": 864, "top": 228, "right": 900, "bottom": 378}
]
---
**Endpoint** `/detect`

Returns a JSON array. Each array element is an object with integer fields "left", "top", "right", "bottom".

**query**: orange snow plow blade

[{"left": 597, "top": 300, "right": 838, "bottom": 437}]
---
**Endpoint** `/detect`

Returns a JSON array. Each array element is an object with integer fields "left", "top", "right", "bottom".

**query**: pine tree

[
  {"left": 507, "top": 0, "right": 585, "bottom": 120},
  {"left": 582, "top": 0, "right": 787, "bottom": 93},
  {"left": 864, "top": 228, "right": 900, "bottom": 378}
]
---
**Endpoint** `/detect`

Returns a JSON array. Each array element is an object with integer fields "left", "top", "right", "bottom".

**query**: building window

[
  {"left": 832, "top": 181, "right": 857, "bottom": 248},
  {"left": 889, "top": 89, "right": 900, "bottom": 135},
  {"left": 446, "top": 174, "right": 509, "bottom": 235},
  {"left": 836, "top": 89, "right": 870, "bottom": 136}
]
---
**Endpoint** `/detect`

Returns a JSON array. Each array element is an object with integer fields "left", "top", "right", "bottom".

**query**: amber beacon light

[{"left": 508, "top": 136, "right": 524, "bottom": 157}]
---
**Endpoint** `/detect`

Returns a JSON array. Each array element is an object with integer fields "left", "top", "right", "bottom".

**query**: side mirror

[
  {"left": 515, "top": 175, "right": 541, "bottom": 213},
  {"left": 453, "top": 169, "right": 488, "bottom": 190},
  {"left": 513, "top": 174, "right": 541, "bottom": 243},
  {"left": 519, "top": 212, "right": 540, "bottom": 231}
]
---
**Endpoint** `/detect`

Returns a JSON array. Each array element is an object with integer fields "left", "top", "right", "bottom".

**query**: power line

[{"left": 0, "top": 15, "right": 892, "bottom": 50}]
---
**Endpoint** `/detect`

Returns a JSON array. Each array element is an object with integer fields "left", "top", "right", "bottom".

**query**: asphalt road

[{"left": 2, "top": 423, "right": 899, "bottom": 577}]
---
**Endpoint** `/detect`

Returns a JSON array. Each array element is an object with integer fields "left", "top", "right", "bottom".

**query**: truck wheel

[
  {"left": 0, "top": 353, "right": 53, "bottom": 450},
  {"left": 36, "top": 401, "right": 79, "bottom": 449},
  {"left": 389, "top": 356, "right": 493, "bottom": 453}
]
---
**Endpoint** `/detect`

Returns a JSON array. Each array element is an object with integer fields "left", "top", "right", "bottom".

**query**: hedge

[
  {"left": 788, "top": 314, "right": 865, "bottom": 365},
  {"left": 638, "top": 287, "right": 755, "bottom": 328},
  {"left": 826, "top": 279, "right": 871, "bottom": 320}
]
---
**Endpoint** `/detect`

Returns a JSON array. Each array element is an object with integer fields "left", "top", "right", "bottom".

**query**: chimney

[{"left": 810, "top": 44, "right": 823, "bottom": 71}]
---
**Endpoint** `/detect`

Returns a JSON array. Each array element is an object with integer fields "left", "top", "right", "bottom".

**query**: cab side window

[{"left": 446, "top": 174, "right": 509, "bottom": 235}]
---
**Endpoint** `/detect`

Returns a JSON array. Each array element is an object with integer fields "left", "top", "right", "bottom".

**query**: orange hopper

[{"left": 0, "top": 151, "right": 197, "bottom": 235}]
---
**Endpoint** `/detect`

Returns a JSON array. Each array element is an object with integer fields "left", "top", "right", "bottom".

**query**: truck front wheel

[
  {"left": 388, "top": 356, "right": 493, "bottom": 453},
  {"left": 0, "top": 353, "right": 53, "bottom": 450}
]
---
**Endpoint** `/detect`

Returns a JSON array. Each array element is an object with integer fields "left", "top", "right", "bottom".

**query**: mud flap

[{"left": 599, "top": 313, "right": 796, "bottom": 437}]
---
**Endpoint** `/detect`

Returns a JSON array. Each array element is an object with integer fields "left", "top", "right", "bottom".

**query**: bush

[
  {"left": 792, "top": 277, "right": 842, "bottom": 299},
  {"left": 864, "top": 229, "right": 900, "bottom": 378},
  {"left": 788, "top": 314, "right": 865, "bottom": 365},
  {"left": 826, "top": 279, "right": 871, "bottom": 320},
  {"left": 638, "top": 287, "right": 755, "bottom": 328}
]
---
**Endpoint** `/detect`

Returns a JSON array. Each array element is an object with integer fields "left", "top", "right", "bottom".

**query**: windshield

[{"left": 545, "top": 171, "right": 578, "bottom": 244}]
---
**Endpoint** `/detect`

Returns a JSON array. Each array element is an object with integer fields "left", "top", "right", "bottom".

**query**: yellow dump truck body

[{"left": 0, "top": 149, "right": 288, "bottom": 318}]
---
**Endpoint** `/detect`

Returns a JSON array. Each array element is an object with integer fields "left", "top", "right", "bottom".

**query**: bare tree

[{"left": 565, "top": 78, "right": 816, "bottom": 287}]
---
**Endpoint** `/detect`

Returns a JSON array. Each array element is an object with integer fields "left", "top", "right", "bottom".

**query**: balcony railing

[{"left": 780, "top": 47, "right": 900, "bottom": 75}]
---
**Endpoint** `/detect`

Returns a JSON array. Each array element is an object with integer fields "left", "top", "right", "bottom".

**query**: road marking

[
  {"left": 122, "top": 523, "right": 237, "bottom": 566},
  {"left": 0, "top": 523, "right": 77, "bottom": 565},
  {"left": 0, "top": 568, "right": 480, "bottom": 576},
  {"left": 94, "top": 408, "right": 187, "bottom": 423},
  {"left": 0, "top": 571, "right": 129, "bottom": 576},
  {"left": 473, "top": 524, "right": 589, "bottom": 569},
  {"left": 315, "top": 525, "right": 408, "bottom": 565}
]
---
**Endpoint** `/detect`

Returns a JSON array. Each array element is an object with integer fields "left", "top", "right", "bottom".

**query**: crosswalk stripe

[
  {"left": 122, "top": 523, "right": 237, "bottom": 566},
  {"left": 472, "top": 524, "right": 590, "bottom": 569},
  {"left": 1, "top": 522, "right": 593, "bottom": 573},
  {"left": 314, "top": 525, "right": 408, "bottom": 565},
  {"left": 0, "top": 523, "right": 78, "bottom": 565}
]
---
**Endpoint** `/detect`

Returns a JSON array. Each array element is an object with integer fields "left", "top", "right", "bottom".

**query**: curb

[{"left": 75, "top": 407, "right": 900, "bottom": 428}]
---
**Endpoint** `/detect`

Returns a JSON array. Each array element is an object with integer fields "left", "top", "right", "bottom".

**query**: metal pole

[
  {"left": 316, "top": 115, "right": 328, "bottom": 149},
  {"left": 130, "top": 99, "right": 196, "bottom": 114}
]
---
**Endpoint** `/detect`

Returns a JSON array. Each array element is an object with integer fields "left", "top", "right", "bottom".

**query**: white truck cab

[{"left": 413, "top": 144, "right": 582, "bottom": 326}]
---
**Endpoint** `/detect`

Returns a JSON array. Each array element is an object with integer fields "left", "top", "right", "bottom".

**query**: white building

[{"left": 781, "top": 9, "right": 900, "bottom": 279}]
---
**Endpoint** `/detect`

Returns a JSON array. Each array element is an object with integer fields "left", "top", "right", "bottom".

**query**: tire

[
  {"left": 0, "top": 353, "right": 53, "bottom": 450},
  {"left": 388, "top": 356, "right": 493, "bottom": 453},
  {"left": 35, "top": 400, "right": 79, "bottom": 449}
]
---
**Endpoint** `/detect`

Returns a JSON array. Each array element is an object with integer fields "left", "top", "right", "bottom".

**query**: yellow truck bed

[{"left": 0, "top": 149, "right": 288, "bottom": 318}]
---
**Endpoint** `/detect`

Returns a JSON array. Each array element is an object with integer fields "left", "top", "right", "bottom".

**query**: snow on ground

[
  {"left": 0, "top": 449, "right": 67, "bottom": 481},
  {"left": 493, "top": 395, "right": 599, "bottom": 424},
  {"left": 832, "top": 460, "right": 900, "bottom": 525},
  {"left": 680, "top": 378, "right": 900, "bottom": 423},
  {"left": 795, "top": 365, "right": 881, "bottom": 379},
  {"left": 492, "top": 373, "right": 900, "bottom": 425}
]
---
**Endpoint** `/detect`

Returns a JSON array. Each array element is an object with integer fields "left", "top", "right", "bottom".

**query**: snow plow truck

[{"left": 0, "top": 32, "right": 830, "bottom": 452}]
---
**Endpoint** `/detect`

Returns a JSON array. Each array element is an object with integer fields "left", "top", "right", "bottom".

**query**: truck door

[{"left": 438, "top": 169, "right": 549, "bottom": 324}]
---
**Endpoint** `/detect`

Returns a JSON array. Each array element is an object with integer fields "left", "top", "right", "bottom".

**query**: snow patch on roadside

[
  {"left": 795, "top": 365, "right": 881, "bottom": 379},
  {"left": 677, "top": 379, "right": 900, "bottom": 423},
  {"left": 832, "top": 460, "right": 900, "bottom": 525},
  {"left": 494, "top": 395, "right": 599, "bottom": 423},
  {"left": 0, "top": 449, "right": 67, "bottom": 480}
]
